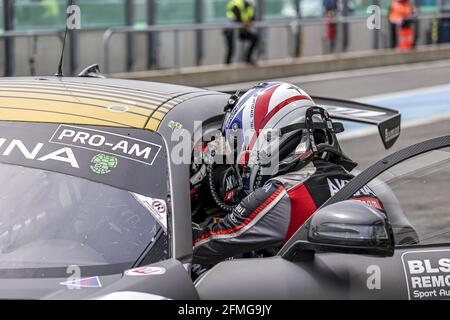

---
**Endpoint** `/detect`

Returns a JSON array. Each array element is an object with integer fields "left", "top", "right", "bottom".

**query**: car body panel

[
  {"left": 196, "top": 245, "right": 450, "bottom": 300},
  {"left": 0, "top": 259, "right": 197, "bottom": 300},
  {"left": 0, "top": 77, "right": 216, "bottom": 131}
]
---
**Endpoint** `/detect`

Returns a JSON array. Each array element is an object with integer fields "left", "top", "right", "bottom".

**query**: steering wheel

[{"left": 207, "top": 163, "right": 243, "bottom": 212}]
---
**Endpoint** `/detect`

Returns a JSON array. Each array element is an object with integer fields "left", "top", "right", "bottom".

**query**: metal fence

[
  {"left": 102, "top": 13, "right": 450, "bottom": 74},
  {"left": 1, "top": 12, "right": 450, "bottom": 76}
]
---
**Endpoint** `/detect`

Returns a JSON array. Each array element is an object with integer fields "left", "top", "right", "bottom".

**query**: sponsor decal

[
  {"left": 262, "top": 183, "right": 273, "bottom": 193},
  {"left": 354, "top": 197, "right": 384, "bottom": 211},
  {"left": 250, "top": 96, "right": 257, "bottom": 130},
  {"left": 225, "top": 174, "right": 238, "bottom": 192},
  {"left": 229, "top": 204, "right": 246, "bottom": 223},
  {"left": 324, "top": 105, "right": 386, "bottom": 119},
  {"left": 168, "top": 120, "right": 183, "bottom": 131},
  {"left": 402, "top": 249, "right": 450, "bottom": 300},
  {"left": 384, "top": 126, "right": 400, "bottom": 143},
  {"left": 50, "top": 125, "right": 162, "bottom": 165},
  {"left": 229, "top": 212, "right": 239, "bottom": 224},
  {"left": 326, "top": 120, "right": 333, "bottom": 130},
  {"left": 234, "top": 204, "right": 245, "bottom": 215},
  {"left": 132, "top": 194, "right": 167, "bottom": 231},
  {"left": 0, "top": 138, "right": 79, "bottom": 168},
  {"left": 90, "top": 153, "right": 118, "bottom": 175},
  {"left": 125, "top": 266, "right": 166, "bottom": 276},
  {"left": 327, "top": 178, "right": 376, "bottom": 197},
  {"left": 60, "top": 276, "right": 102, "bottom": 288},
  {"left": 151, "top": 199, "right": 166, "bottom": 214},
  {"left": 0, "top": 123, "right": 166, "bottom": 198}
]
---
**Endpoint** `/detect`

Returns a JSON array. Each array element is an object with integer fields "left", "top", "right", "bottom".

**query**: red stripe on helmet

[
  {"left": 254, "top": 84, "right": 279, "bottom": 133},
  {"left": 245, "top": 84, "right": 279, "bottom": 156},
  {"left": 260, "top": 95, "right": 311, "bottom": 130},
  {"left": 248, "top": 95, "right": 311, "bottom": 151}
]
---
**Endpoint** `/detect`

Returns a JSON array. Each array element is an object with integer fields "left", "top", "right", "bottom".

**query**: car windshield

[{"left": 0, "top": 122, "right": 170, "bottom": 277}]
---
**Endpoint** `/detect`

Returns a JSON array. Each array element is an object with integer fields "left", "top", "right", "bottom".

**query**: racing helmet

[{"left": 221, "top": 81, "right": 356, "bottom": 193}]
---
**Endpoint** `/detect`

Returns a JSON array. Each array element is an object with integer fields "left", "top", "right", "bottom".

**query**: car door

[{"left": 196, "top": 135, "right": 450, "bottom": 300}]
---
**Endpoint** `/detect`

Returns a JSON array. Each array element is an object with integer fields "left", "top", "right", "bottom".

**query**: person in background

[
  {"left": 224, "top": 0, "right": 259, "bottom": 65},
  {"left": 323, "top": 0, "right": 338, "bottom": 53},
  {"left": 41, "top": 0, "right": 61, "bottom": 22},
  {"left": 389, "top": 0, "right": 416, "bottom": 49}
]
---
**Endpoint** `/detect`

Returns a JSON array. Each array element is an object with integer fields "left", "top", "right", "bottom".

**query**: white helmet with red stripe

[{"left": 222, "top": 81, "right": 355, "bottom": 192}]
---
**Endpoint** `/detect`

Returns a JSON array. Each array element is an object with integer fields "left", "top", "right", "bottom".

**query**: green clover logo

[{"left": 90, "top": 154, "right": 118, "bottom": 175}]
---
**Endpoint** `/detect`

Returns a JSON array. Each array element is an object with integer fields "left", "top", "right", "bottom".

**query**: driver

[{"left": 191, "top": 82, "right": 384, "bottom": 265}]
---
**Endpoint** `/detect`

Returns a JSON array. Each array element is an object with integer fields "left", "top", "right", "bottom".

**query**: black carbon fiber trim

[{"left": 323, "top": 135, "right": 450, "bottom": 207}]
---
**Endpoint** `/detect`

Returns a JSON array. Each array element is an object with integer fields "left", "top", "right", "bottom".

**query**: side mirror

[{"left": 282, "top": 200, "right": 395, "bottom": 261}]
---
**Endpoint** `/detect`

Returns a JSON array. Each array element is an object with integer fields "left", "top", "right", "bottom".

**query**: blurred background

[{"left": 0, "top": 0, "right": 449, "bottom": 76}]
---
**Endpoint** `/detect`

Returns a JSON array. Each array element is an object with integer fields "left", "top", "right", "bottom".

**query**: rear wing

[{"left": 311, "top": 96, "right": 401, "bottom": 149}]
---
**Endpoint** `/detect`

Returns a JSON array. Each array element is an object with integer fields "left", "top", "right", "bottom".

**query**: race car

[{"left": 0, "top": 72, "right": 448, "bottom": 300}]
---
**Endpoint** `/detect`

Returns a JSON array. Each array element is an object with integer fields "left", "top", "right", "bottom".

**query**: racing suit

[{"left": 192, "top": 159, "right": 384, "bottom": 265}]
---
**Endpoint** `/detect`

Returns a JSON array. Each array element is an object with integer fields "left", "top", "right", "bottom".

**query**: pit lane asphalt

[{"left": 209, "top": 59, "right": 450, "bottom": 169}]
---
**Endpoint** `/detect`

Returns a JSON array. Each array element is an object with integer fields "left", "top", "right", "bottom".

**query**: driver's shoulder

[{"left": 267, "top": 162, "right": 317, "bottom": 192}]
